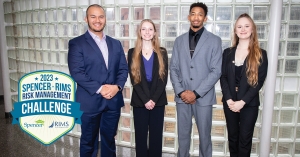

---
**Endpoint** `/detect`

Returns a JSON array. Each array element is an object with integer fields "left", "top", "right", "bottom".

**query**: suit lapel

[
  {"left": 183, "top": 33, "right": 191, "bottom": 61},
  {"left": 106, "top": 36, "right": 113, "bottom": 72},
  {"left": 84, "top": 31, "right": 107, "bottom": 70},
  {"left": 230, "top": 47, "right": 237, "bottom": 75},
  {"left": 192, "top": 29, "right": 208, "bottom": 60}
]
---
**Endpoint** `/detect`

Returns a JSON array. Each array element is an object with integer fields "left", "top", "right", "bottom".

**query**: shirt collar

[
  {"left": 189, "top": 27, "right": 205, "bottom": 36},
  {"left": 88, "top": 29, "right": 106, "bottom": 41}
]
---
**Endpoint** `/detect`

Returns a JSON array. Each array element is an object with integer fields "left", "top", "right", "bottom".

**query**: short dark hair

[
  {"left": 189, "top": 2, "right": 208, "bottom": 16},
  {"left": 86, "top": 4, "right": 105, "bottom": 17}
]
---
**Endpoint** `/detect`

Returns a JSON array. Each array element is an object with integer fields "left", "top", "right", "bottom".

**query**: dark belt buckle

[{"left": 235, "top": 87, "right": 238, "bottom": 92}]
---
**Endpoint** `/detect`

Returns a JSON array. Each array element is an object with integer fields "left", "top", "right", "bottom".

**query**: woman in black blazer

[
  {"left": 127, "top": 19, "right": 168, "bottom": 157},
  {"left": 220, "top": 13, "right": 268, "bottom": 157}
]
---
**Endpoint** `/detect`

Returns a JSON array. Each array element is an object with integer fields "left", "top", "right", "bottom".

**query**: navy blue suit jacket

[{"left": 68, "top": 31, "right": 128, "bottom": 113}]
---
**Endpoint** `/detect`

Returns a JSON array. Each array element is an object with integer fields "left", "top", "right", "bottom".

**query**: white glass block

[
  {"left": 165, "top": 6, "right": 178, "bottom": 21},
  {"left": 134, "top": 7, "right": 144, "bottom": 20},
  {"left": 106, "top": 24, "right": 116, "bottom": 37},
  {"left": 282, "top": 6, "right": 288, "bottom": 21},
  {"left": 13, "top": 1, "right": 21, "bottom": 12},
  {"left": 211, "top": 126, "right": 226, "bottom": 137},
  {"left": 275, "top": 77, "right": 281, "bottom": 92},
  {"left": 106, "top": 8, "right": 115, "bottom": 21},
  {"left": 66, "top": 0, "right": 77, "bottom": 7},
  {"left": 117, "top": 0, "right": 129, "bottom": 4},
  {"left": 49, "top": 24, "right": 58, "bottom": 37},
  {"left": 17, "top": 38, "right": 23, "bottom": 48},
  {"left": 42, "top": 38, "right": 50, "bottom": 50},
  {"left": 120, "top": 130, "right": 131, "bottom": 142},
  {"left": 253, "top": 6, "right": 268, "bottom": 21},
  {"left": 236, "top": 0, "right": 250, "bottom": 2},
  {"left": 181, "top": 6, "right": 189, "bottom": 21},
  {"left": 180, "top": 23, "right": 190, "bottom": 35},
  {"left": 164, "top": 40, "right": 175, "bottom": 55},
  {"left": 120, "top": 24, "right": 129, "bottom": 37},
  {"left": 235, "top": 6, "right": 250, "bottom": 20},
  {"left": 120, "top": 8, "right": 129, "bottom": 20},
  {"left": 26, "top": 0, "right": 32, "bottom": 11},
  {"left": 280, "top": 24, "right": 286, "bottom": 39},
  {"left": 57, "top": 9, "right": 67, "bottom": 22},
  {"left": 57, "top": 24, "right": 68, "bottom": 37},
  {"left": 28, "top": 38, "right": 35, "bottom": 49},
  {"left": 28, "top": 25, "right": 34, "bottom": 37},
  {"left": 21, "top": 13, "right": 27, "bottom": 24},
  {"left": 163, "top": 136, "right": 175, "bottom": 148},
  {"left": 77, "top": 0, "right": 89, "bottom": 6},
  {"left": 35, "top": 39, "right": 42, "bottom": 49},
  {"left": 256, "top": 25, "right": 267, "bottom": 39},
  {"left": 288, "top": 25, "right": 300, "bottom": 38},
  {"left": 32, "top": 11, "right": 40, "bottom": 23},
  {"left": 222, "top": 41, "right": 231, "bottom": 51},
  {"left": 212, "top": 141, "right": 225, "bottom": 153},
  {"left": 282, "top": 94, "right": 296, "bottom": 107},
  {"left": 285, "top": 60, "right": 298, "bottom": 74},
  {"left": 120, "top": 117, "right": 131, "bottom": 128},
  {"left": 39, "top": 0, "right": 48, "bottom": 9},
  {"left": 217, "top": 0, "right": 232, "bottom": 2},
  {"left": 216, "top": 6, "right": 232, "bottom": 21},
  {"left": 181, "top": 0, "right": 195, "bottom": 2},
  {"left": 164, "top": 121, "right": 176, "bottom": 133},
  {"left": 207, "top": 6, "right": 214, "bottom": 21},
  {"left": 155, "top": 24, "right": 160, "bottom": 37},
  {"left": 27, "top": 12, "right": 33, "bottom": 23},
  {"left": 287, "top": 42, "right": 300, "bottom": 56},
  {"left": 149, "top": 7, "right": 160, "bottom": 20},
  {"left": 31, "top": 0, "right": 39, "bottom": 10},
  {"left": 22, "top": 25, "right": 28, "bottom": 37},
  {"left": 277, "top": 59, "right": 283, "bottom": 74},
  {"left": 283, "top": 77, "right": 298, "bottom": 91},
  {"left": 205, "top": 23, "right": 214, "bottom": 33},
  {"left": 77, "top": 8, "right": 86, "bottom": 22},
  {"left": 164, "top": 0, "right": 177, "bottom": 2},
  {"left": 47, "top": 0, "right": 56, "bottom": 9},
  {"left": 280, "top": 110, "right": 295, "bottom": 123},
  {"left": 254, "top": 0, "right": 269, "bottom": 2},
  {"left": 213, "top": 109, "right": 225, "bottom": 121},
  {"left": 104, "top": 0, "right": 114, "bottom": 4},
  {"left": 72, "top": 24, "right": 79, "bottom": 36},
  {"left": 215, "top": 24, "right": 231, "bottom": 38},
  {"left": 50, "top": 38, "right": 59, "bottom": 50},
  {"left": 165, "top": 24, "right": 177, "bottom": 37},
  {"left": 131, "top": 23, "right": 138, "bottom": 37},
  {"left": 148, "top": 0, "right": 160, "bottom": 3},
  {"left": 132, "top": 0, "right": 144, "bottom": 3},
  {"left": 15, "top": 13, "right": 21, "bottom": 25},
  {"left": 202, "top": 0, "right": 214, "bottom": 2},
  {"left": 56, "top": 0, "right": 66, "bottom": 7},
  {"left": 292, "top": 0, "right": 300, "bottom": 2}
]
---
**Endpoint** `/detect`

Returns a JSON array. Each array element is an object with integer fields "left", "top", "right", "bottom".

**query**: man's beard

[{"left": 192, "top": 25, "right": 201, "bottom": 29}]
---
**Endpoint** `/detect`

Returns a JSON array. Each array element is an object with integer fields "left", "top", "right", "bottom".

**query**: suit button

[
  {"left": 190, "top": 78, "right": 193, "bottom": 80},
  {"left": 191, "top": 66, "right": 193, "bottom": 68}
]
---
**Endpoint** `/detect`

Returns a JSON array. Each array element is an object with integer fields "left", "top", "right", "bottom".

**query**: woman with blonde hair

[
  {"left": 220, "top": 13, "right": 268, "bottom": 157},
  {"left": 127, "top": 19, "right": 168, "bottom": 157}
]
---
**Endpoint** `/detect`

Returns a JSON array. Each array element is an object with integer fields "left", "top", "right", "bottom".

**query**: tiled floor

[{"left": 0, "top": 97, "right": 177, "bottom": 157}]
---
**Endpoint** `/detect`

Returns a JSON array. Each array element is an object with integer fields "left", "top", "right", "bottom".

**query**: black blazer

[
  {"left": 127, "top": 48, "right": 168, "bottom": 107},
  {"left": 220, "top": 47, "right": 268, "bottom": 106}
]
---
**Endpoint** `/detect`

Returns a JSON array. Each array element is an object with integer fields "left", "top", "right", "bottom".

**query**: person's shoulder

[
  {"left": 205, "top": 29, "right": 221, "bottom": 40},
  {"left": 105, "top": 35, "right": 121, "bottom": 43},
  {"left": 69, "top": 33, "right": 85, "bottom": 43}
]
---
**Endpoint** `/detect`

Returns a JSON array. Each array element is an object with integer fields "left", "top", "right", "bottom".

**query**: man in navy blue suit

[{"left": 68, "top": 4, "right": 128, "bottom": 157}]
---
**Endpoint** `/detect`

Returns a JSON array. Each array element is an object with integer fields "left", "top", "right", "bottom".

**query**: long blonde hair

[
  {"left": 232, "top": 13, "right": 262, "bottom": 87},
  {"left": 131, "top": 19, "right": 166, "bottom": 84}
]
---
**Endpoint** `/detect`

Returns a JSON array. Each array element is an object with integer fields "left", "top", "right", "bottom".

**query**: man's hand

[
  {"left": 100, "top": 85, "right": 119, "bottom": 99},
  {"left": 181, "top": 90, "right": 196, "bottom": 104}
]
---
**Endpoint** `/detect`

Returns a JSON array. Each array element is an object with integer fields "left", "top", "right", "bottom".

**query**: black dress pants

[
  {"left": 133, "top": 105, "right": 165, "bottom": 157},
  {"left": 223, "top": 103, "right": 259, "bottom": 157}
]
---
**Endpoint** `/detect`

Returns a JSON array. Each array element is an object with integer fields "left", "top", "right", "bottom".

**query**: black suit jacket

[
  {"left": 220, "top": 47, "right": 268, "bottom": 106},
  {"left": 127, "top": 48, "right": 168, "bottom": 107}
]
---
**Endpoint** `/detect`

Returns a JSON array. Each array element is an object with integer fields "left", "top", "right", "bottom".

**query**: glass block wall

[{"left": 2, "top": 0, "right": 300, "bottom": 156}]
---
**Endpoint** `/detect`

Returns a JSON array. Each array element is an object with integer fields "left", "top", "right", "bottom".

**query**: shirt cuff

[
  {"left": 193, "top": 90, "right": 201, "bottom": 99},
  {"left": 96, "top": 86, "right": 103, "bottom": 94},
  {"left": 177, "top": 90, "right": 185, "bottom": 98}
]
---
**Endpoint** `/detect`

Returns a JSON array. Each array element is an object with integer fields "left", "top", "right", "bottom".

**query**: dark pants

[
  {"left": 80, "top": 108, "right": 120, "bottom": 157},
  {"left": 223, "top": 103, "right": 259, "bottom": 157},
  {"left": 133, "top": 105, "right": 165, "bottom": 157}
]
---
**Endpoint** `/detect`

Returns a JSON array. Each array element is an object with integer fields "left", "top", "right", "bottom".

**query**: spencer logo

[
  {"left": 23, "top": 119, "right": 44, "bottom": 128},
  {"left": 49, "top": 121, "right": 69, "bottom": 128}
]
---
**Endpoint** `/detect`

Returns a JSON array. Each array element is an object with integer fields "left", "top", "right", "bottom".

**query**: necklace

[{"left": 142, "top": 47, "right": 152, "bottom": 55}]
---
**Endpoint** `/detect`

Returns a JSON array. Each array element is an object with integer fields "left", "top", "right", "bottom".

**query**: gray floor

[{"left": 0, "top": 97, "right": 177, "bottom": 157}]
